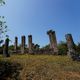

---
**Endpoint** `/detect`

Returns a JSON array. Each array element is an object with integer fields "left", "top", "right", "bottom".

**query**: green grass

[{"left": 0, "top": 54, "right": 80, "bottom": 80}]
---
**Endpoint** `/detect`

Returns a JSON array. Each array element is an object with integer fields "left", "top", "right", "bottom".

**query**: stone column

[
  {"left": 21, "top": 36, "right": 26, "bottom": 54},
  {"left": 47, "top": 30, "right": 58, "bottom": 54},
  {"left": 14, "top": 37, "right": 18, "bottom": 52},
  {"left": 28, "top": 35, "right": 33, "bottom": 53},
  {"left": 3, "top": 38, "right": 10, "bottom": 57},
  {"left": 65, "top": 34, "right": 76, "bottom": 55}
]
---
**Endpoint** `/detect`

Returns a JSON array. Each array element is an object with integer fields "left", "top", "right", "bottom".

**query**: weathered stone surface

[
  {"left": 21, "top": 36, "right": 26, "bottom": 54},
  {"left": 28, "top": 35, "right": 33, "bottom": 54},
  {"left": 47, "top": 30, "right": 58, "bottom": 54},
  {"left": 14, "top": 37, "right": 18, "bottom": 52},
  {"left": 3, "top": 38, "right": 10, "bottom": 57},
  {"left": 65, "top": 34, "right": 76, "bottom": 56}
]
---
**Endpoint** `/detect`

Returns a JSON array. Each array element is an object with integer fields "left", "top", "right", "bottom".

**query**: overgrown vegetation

[
  {"left": 0, "top": 54, "right": 80, "bottom": 80},
  {"left": 0, "top": 0, "right": 5, "bottom": 6},
  {"left": 0, "top": 60, "right": 22, "bottom": 80},
  {"left": 57, "top": 41, "right": 68, "bottom": 55},
  {"left": 43, "top": 41, "right": 80, "bottom": 55},
  {"left": 0, "top": 0, "right": 8, "bottom": 46}
]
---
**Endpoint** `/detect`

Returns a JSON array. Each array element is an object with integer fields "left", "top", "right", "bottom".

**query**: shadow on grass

[{"left": 0, "top": 61, "right": 22, "bottom": 80}]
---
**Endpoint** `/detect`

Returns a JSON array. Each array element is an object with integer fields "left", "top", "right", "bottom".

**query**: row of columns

[
  {"left": 14, "top": 35, "right": 33, "bottom": 54},
  {"left": 14, "top": 30, "right": 75, "bottom": 55},
  {"left": 3, "top": 30, "right": 76, "bottom": 57},
  {"left": 14, "top": 30, "right": 58, "bottom": 54},
  {"left": 2, "top": 32, "right": 76, "bottom": 57}
]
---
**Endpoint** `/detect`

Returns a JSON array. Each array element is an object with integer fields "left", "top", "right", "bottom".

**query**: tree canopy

[
  {"left": 0, "top": 0, "right": 5, "bottom": 6},
  {"left": 0, "top": 0, "right": 8, "bottom": 45},
  {"left": 0, "top": 16, "right": 8, "bottom": 45}
]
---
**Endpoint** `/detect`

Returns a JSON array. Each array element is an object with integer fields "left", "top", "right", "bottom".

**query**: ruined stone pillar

[
  {"left": 65, "top": 34, "right": 76, "bottom": 55},
  {"left": 21, "top": 36, "right": 26, "bottom": 54},
  {"left": 47, "top": 30, "right": 58, "bottom": 54},
  {"left": 3, "top": 38, "right": 10, "bottom": 57},
  {"left": 14, "top": 37, "right": 18, "bottom": 52},
  {"left": 28, "top": 35, "right": 33, "bottom": 53}
]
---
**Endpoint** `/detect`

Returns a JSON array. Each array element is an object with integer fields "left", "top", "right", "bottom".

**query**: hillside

[{"left": 0, "top": 55, "right": 80, "bottom": 80}]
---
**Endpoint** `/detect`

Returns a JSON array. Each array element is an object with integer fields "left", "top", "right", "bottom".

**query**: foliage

[
  {"left": 0, "top": 60, "right": 22, "bottom": 80},
  {"left": 34, "top": 44, "right": 40, "bottom": 50},
  {"left": 0, "top": 0, "right": 7, "bottom": 46},
  {"left": 9, "top": 45, "right": 14, "bottom": 51},
  {"left": 0, "top": 16, "right": 8, "bottom": 45},
  {"left": 0, "top": 0, "right": 5, "bottom": 6},
  {"left": 76, "top": 42, "right": 80, "bottom": 54},
  {"left": 0, "top": 46, "right": 3, "bottom": 54},
  {"left": 42, "top": 44, "right": 50, "bottom": 49},
  {"left": 42, "top": 41, "right": 68, "bottom": 55},
  {"left": 58, "top": 41, "right": 68, "bottom": 55}
]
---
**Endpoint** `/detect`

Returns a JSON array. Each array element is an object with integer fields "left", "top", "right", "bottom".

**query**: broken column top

[
  {"left": 15, "top": 36, "right": 18, "bottom": 38},
  {"left": 47, "top": 30, "right": 55, "bottom": 35},
  {"left": 22, "top": 35, "right": 25, "bottom": 37},
  {"left": 15, "top": 37, "right": 18, "bottom": 40},
  {"left": 28, "top": 35, "right": 32, "bottom": 37},
  {"left": 65, "top": 33, "right": 72, "bottom": 37},
  {"left": 65, "top": 34, "right": 73, "bottom": 40}
]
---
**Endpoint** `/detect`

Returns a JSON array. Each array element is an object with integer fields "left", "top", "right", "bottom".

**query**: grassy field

[{"left": 0, "top": 54, "right": 80, "bottom": 80}]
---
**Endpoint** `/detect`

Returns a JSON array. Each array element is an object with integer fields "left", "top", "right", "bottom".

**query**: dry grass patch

[{"left": 0, "top": 54, "right": 80, "bottom": 80}]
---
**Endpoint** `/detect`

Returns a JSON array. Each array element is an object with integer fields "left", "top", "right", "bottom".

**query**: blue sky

[{"left": 0, "top": 0, "right": 80, "bottom": 47}]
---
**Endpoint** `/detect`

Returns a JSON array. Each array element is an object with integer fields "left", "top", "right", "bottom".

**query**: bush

[
  {"left": 58, "top": 41, "right": 68, "bottom": 55},
  {"left": 0, "top": 61, "right": 22, "bottom": 80}
]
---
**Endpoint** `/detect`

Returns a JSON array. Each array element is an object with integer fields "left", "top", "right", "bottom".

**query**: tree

[
  {"left": 0, "top": 16, "right": 8, "bottom": 45},
  {"left": 0, "top": 0, "right": 5, "bottom": 6},
  {"left": 0, "top": 0, "right": 7, "bottom": 45},
  {"left": 0, "top": 0, "right": 8, "bottom": 55},
  {"left": 57, "top": 41, "right": 68, "bottom": 55},
  {"left": 42, "top": 44, "right": 50, "bottom": 49},
  {"left": 34, "top": 44, "right": 40, "bottom": 50}
]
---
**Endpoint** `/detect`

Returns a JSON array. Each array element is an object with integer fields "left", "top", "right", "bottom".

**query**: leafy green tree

[
  {"left": 57, "top": 41, "right": 68, "bottom": 55},
  {"left": 34, "top": 44, "right": 40, "bottom": 50}
]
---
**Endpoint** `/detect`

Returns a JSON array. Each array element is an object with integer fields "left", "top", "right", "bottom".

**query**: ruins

[
  {"left": 65, "top": 34, "right": 80, "bottom": 61},
  {"left": 21, "top": 36, "right": 26, "bottom": 54},
  {"left": 2, "top": 29, "right": 80, "bottom": 56},
  {"left": 3, "top": 38, "right": 10, "bottom": 57},
  {"left": 65, "top": 34, "right": 76, "bottom": 56},
  {"left": 47, "top": 30, "right": 58, "bottom": 54},
  {"left": 28, "top": 35, "right": 33, "bottom": 54},
  {"left": 12, "top": 30, "right": 58, "bottom": 54},
  {"left": 14, "top": 37, "right": 18, "bottom": 52}
]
